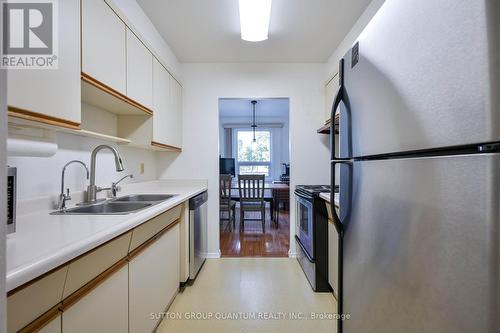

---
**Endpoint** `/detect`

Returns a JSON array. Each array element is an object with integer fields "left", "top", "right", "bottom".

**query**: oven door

[{"left": 295, "top": 192, "right": 314, "bottom": 258}]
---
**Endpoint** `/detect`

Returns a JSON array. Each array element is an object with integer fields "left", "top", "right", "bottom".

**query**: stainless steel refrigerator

[{"left": 329, "top": 0, "right": 500, "bottom": 332}]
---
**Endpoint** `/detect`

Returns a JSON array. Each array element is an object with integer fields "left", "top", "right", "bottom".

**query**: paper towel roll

[{"left": 7, "top": 134, "right": 58, "bottom": 157}]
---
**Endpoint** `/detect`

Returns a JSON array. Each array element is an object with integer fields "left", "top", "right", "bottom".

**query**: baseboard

[{"left": 206, "top": 250, "right": 221, "bottom": 259}]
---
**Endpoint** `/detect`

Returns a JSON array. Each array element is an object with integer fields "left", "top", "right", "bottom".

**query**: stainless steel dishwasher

[{"left": 189, "top": 191, "right": 208, "bottom": 281}]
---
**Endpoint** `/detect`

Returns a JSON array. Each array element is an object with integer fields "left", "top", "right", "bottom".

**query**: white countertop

[
  {"left": 319, "top": 192, "right": 340, "bottom": 207},
  {"left": 6, "top": 180, "right": 207, "bottom": 292}
]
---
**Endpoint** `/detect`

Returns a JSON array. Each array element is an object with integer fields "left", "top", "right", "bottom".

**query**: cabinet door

[
  {"left": 62, "top": 265, "right": 128, "bottom": 333},
  {"left": 126, "top": 29, "right": 153, "bottom": 109},
  {"left": 168, "top": 76, "right": 183, "bottom": 148},
  {"left": 129, "top": 224, "right": 180, "bottom": 333},
  {"left": 325, "top": 73, "right": 339, "bottom": 122},
  {"left": 7, "top": 0, "right": 81, "bottom": 125},
  {"left": 152, "top": 58, "right": 171, "bottom": 145},
  {"left": 328, "top": 220, "right": 339, "bottom": 299},
  {"left": 38, "top": 314, "right": 61, "bottom": 333},
  {"left": 82, "top": 0, "right": 126, "bottom": 94}
]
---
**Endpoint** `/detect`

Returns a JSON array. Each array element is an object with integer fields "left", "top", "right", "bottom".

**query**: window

[{"left": 236, "top": 130, "right": 271, "bottom": 177}]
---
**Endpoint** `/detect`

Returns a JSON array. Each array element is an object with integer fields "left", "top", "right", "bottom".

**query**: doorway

[{"left": 218, "top": 98, "right": 290, "bottom": 257}]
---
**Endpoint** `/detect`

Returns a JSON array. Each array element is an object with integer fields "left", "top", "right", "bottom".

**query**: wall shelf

[
  {"left": 8, "top": 117, "right": 131, "bottom": 145},
  {"left": 317, "top": 113, "right": 339, "bottom": 134}
]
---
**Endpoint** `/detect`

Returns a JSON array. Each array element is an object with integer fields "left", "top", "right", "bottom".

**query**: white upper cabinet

[
  {"left": 7, "top": 0, "right": 81, "bottom": 126},
  {"left": 169, "top": 76, "right": 183, "bottom": 148},
  {"left": 325, "top": 73, "right": 339, "bottom": 122},
  {"left": 152, "top": 58, "right": 171, "bottom": 146},
  {"left": 152, "top": 59, "right": 182, "bottom": 149},
  {"left": 126, "top": 29, "right": 153, "bottom": 110},
  {"left": 82, "top": 0, "right": 126, "bottom": 94}
]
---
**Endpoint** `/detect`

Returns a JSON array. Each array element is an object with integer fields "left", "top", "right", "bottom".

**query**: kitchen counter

[
  {"left": 6, "top": 180, "right": 207, "bottom": 292},
  {"left": 319, "top": 192, "right": 340, "bottom": 207}
]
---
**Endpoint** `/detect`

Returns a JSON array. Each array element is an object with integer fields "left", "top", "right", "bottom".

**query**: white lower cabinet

[
  {"left": 328, "top": 220, "right": 339, "bottom": 299},
  {"left": 62, "top": 265, "right": 129, "bottom": 333},
  {"left": 129, "top": 224, "right": 180, "bottom": 333},
  {"left": 39, "top": 314, "right": 61, "bottom": 333}
]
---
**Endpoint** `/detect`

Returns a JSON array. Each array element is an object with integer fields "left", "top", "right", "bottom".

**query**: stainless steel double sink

[{"left": 52, "top": 194, "right": 176, "bottom": 215}]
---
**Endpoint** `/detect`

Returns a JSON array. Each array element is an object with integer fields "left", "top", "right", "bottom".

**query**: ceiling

[
  {"left": 219, "top": 98, "right": 289, "bottom": 118},
  {"left": 136, "top": 0, "right": 372, "bottom": 63}
]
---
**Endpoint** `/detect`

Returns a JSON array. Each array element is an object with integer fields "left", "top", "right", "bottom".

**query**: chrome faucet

[
  {"left": 97, "top": 174, "right": 134, "bottom": 198},
  {"left": 111, "top": 174, "right": 134, "bottom": 197},
  {"left": 87, "top": 145, "right": 124, "bottom": 202},
  {"left": 58, "top": 160, "right": 89, "bottom": 210}
]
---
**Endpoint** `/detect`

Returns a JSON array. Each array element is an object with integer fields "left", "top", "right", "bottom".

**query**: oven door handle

[{"left": 295, "top": 235, "right": 315, "bottom": 263}]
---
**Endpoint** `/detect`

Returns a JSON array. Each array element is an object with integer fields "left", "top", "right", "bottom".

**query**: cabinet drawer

[
  {"left": 129, "top": 205, "right": 181, "bottom": 251},
  {"left": 7, "top": 267, "right": 67, "bottom": 333},
  {"left": 62, "top": 232, "right": 132, "bottom": 298}
]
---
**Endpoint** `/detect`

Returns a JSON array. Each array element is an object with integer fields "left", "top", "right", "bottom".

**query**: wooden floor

[{"left": 220, "top": 204, "right": 290, "bottom": 257}]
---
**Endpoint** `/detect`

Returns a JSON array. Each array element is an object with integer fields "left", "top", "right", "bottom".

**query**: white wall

[
  {"left": 7, "top": 133, "right": 157, "bottom": 202},
  {"left": 0, "top": 66, "right": 7, "bottom": 333},
  {"left": 107, "top": 0, "right": 182, "bottom": 80},
  {"left": 156, "top": 63, "right": 331, "bottom": 256},
  {"left": 325, "top": 0, "right": 386, "bottom": 80}
]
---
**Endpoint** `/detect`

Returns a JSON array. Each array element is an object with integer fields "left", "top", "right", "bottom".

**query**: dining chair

[
  {"left": 237, "top": 174, "right": 266, "bottom": 232},
  {"left": 220, "top": 174, "right": 236, "bottom": 230}
]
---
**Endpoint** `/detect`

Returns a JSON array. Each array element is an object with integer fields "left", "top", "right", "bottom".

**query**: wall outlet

[{"left": 140, "top": 163, "right": 145, "bottom": 175}]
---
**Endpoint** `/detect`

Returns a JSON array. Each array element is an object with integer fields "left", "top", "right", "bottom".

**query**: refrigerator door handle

[
  {"left": 330, "top": 92, "right": 343, "bottom": 160},
  {"left": 330, "top": 58, "right": 353, "bottom": 232},
  {"left": 331, "top": 159, "right": 353, "bottom": 233},
  {"left": 330, "top": 58, "right": 347, "bottom": 161}
]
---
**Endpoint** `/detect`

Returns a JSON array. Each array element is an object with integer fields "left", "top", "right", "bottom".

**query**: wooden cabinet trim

[
  {"left": 128, "top": 219, "right": 180, "bottom": 260},
  {"left": 8, "top": 207, "right": 178, "bottom": 296},
  {"left": 61, "top": 258, "right": 128, "bottom": 311},
  {"left": 151, "top": 141, "right": 182, "bottom": 152},
  {"left": 81, "top": 72, "right": 153, "bottom": 116},
  {"left": 10, "top": 209, "right": 181, "bottom": 329},
  {"left": 8, "top": 231, "right": 130, "bottom": 297},
  {"left": 8, "top": 106, "right": 81, "bottom": 130},
  {"left": 61, "top": 219, "right": 179, "bottom": 311},
  {"left": 17, "top": 305, "right": 61, "bottom": 333}
]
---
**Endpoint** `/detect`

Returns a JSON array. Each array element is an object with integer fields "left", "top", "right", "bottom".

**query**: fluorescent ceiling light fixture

[{"left": 239, "top": 0, "right": 272, "bottom": 42}]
